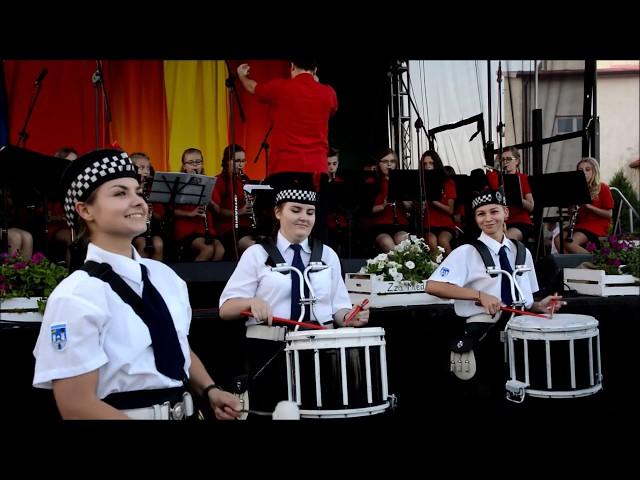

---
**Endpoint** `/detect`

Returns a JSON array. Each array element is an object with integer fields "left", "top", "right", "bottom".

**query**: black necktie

[
  {"left": 290, "top": 244, "right": 309, "bottom": 321},
  {"left": 498, "top": 245, "right": 514, "bottom": 306},
  {"left": 140, "top": 264, "right": 186, "bottom": 380}
]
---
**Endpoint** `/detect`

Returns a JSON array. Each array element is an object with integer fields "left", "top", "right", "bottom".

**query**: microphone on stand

[{"left": 34, "top": 68, "right": 48, "bottom": 86}]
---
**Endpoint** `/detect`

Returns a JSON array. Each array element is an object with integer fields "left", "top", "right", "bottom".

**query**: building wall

[{"left": 597, "top": 74, "right": 640, "bottom": 198}]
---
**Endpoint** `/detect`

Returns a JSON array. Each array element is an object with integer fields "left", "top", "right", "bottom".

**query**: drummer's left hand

[
  {"left": 534, "top": 293, "right": 566, "bottom": 314},
  {"left": 344, "top": 302, "right": 370, "bottom": 327}
]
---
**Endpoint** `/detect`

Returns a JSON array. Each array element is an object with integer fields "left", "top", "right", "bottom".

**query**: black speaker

[{"left": 535, "top": 254, "right": 594, "bottom": 295}]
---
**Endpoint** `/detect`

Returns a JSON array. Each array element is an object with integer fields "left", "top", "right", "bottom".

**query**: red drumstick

[
  {"left": 344, "top": 298, "right": 369, "bottom": 326},
  {"left": 240, "top": 311, "right": 327, "bottom": 330},
  {"left": 499, "top": 306, "right": 550, "bottom": 319}
]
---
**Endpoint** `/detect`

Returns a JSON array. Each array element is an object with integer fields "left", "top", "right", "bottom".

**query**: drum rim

[
  {"left": 508, "top": 313, "right": 598, "bottom": 332},
  {"left": 285, "top": 326, "right": 385, "bottom": 339}
]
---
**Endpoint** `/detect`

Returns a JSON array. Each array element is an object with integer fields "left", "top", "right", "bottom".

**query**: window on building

[{"left": 555, "top": 116, "right": 583, "bottom": 134}]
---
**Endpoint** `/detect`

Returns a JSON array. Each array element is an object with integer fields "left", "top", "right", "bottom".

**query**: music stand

[
  {"left": 0, "top": 145, "right": 71, "bottom": 255},
  {"left": 503, "top": 174, "right": 523, "bottom": 208},
  {"left": 529, "top": 171, "right": 591, "bottom": 257},
  {"left": 148, "top": 172, "right": 216, "bottom": 262}
]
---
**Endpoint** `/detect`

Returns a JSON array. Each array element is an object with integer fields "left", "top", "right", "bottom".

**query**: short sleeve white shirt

[
  {"left": 428, "top": 232, "right": 539, "bottom": 317},
  {"left": 33, "top": 243, "right": 192, "bottom": 399},
  {"left": 219, "top": 232, "right": 352, "bottom": 325}
]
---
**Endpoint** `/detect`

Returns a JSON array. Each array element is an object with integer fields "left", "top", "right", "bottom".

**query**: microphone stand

[
  {"left": 399, "top": 75, "right": 430, "bottom": 239},
  {"left": 496, "top": 61, "right": 505, "bottom": 191},
  {"left": 92, "top": 60, "right": 112, "bottom": 149},
  {"left": 16, "top": 71, "right": 47, "bottom": 149},
  {"left": 225, "top": 61, "right": 246, "bottom": 261},
  {"left": 253, "top": 122, "right": 273, "bottom": 177}
]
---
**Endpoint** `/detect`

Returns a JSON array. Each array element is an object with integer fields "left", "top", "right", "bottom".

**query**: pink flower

[
  {"left": 12, "top": 262, "right": 27, "bottom": 270},
  {"left": 585, "top": 242, "right": 597, "bottom": 252},
  {"left": 31, "top": 252, "right": 45, "bottom": 264}
]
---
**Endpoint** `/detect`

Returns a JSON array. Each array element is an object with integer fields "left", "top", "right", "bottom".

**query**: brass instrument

[{"left": 565, "top": 205, "right": 580, "bottom": 243}]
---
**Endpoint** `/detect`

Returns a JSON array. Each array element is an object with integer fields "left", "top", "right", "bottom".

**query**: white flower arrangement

[{"left": 361, "top": 235, "right": 444, "bottom": 284}]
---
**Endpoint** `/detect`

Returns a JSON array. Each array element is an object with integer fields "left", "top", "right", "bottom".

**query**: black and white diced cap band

[
  {"left": 275, "top": 188, "right": 317, "bottom": 205},
  {"left": 471, "top": 189, "right": 505, "bottom": 210},
  {"left": 63, "top": 152, "right": 136, "bottom": 228}
]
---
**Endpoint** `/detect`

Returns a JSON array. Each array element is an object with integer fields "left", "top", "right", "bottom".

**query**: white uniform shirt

[
  {"left": 33, "top": 243, "right": 192, "bottom": 399},
  {"left": 429, "top": 232, "right": 539, "bottom": 317},
  {"left": 219, "top": 232, "right": 353, "bottom": 326}
]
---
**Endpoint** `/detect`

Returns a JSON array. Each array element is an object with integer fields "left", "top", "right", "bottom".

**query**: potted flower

[
  {"left": 345, "top": 235, "right": 445, "bottom": 303},
  {"left": 0, "top": 251, "right": 69, "bottom": 322},
  {"left": 585, "top": 235, "right": 638, "bottom": 275},
  {"left": 563, "top": 235, "right": 639, "bottom": 296}
]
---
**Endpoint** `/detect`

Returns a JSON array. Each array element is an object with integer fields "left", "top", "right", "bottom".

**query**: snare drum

[
  {"left": 284, "top": 327, "right": 390, "bottom": 418},
  {"left": 505, "top": 313, "right": 602, "bottom": 401}
]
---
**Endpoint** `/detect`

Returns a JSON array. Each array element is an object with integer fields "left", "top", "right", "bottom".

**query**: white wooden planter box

[
  {"left": 564, "top": 268, "right": 640, "bottom": 297},
  {"left": 345, "top": 273, "right": 452, "bottom": 308},
  {"left": 0, "top": 296, "right": 44, "bottom": 322}
]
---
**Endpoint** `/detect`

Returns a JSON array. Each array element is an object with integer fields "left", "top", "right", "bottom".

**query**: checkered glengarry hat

[
  {"left": 61, "top": 149, "right": 137, "bottom": 229},
  {"left": 471, "top": 187, "right": 506, "bottom": 211},
  {"left": 275, "top": 187, "right": 317, "bottom": 206}
]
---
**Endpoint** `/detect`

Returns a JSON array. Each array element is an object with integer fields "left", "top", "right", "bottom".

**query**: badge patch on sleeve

[
  {"left": 440, "top": 267, "right": 450, "bottom": 277},
  {"left": 51, "top": 324, "right": 67, "bottom": 351}
]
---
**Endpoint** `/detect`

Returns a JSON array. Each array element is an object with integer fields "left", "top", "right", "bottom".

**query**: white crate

[
  {"left": 563, "top": 268, "right": 640, "bottom": 297},
  {"left": 345, "top": 273, "right": 452, "bottom": 308}
]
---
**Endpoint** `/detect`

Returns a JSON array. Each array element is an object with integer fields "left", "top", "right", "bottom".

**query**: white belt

[
  {"left": 121, "top": 392, "right": 194, "bottom": 420},
  {"left": 246, "top": 323, "right": 334, "bottom": 341},
  {"left": 246, "top": 325, "right": 287, "bottom": 341},
  {"left": 465, "top": 313, "right": 497, "bottom": 324}
]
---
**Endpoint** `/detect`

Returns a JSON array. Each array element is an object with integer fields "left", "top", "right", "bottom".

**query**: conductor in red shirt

[{"left": 236, "top": 59, "right": 338, "bottom": 241}]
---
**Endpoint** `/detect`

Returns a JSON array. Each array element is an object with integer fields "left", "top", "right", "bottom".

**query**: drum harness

[
  {"left": 244, "top": 238, "right": 330, "bottom": 387},
  {"left": 449, "top": 239, "right": 531, "bottom": 380}
]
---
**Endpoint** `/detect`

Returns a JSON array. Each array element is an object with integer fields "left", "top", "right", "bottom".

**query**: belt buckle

[{"left": 167, "top": 400, "right": 185, "bottom": 420}]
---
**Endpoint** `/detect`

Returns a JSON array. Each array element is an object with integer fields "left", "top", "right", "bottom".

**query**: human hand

[
  {"left": 237, "top": 63, "right": 250, "bottom": 78},
  {"left": 206, "top": 388, "right": 242, "bottom": 420},
  {"left": 250, "top": 297, "right": 273, "bottom": 325},
  {"left": 477, "top": 291, "right": 502, "bottom": 315},
  {"left": 536, "top": 293, "right": 566, "bottom": 316},
  {"left": 344, "top": 299, "right": 370, "bottom": 327}
]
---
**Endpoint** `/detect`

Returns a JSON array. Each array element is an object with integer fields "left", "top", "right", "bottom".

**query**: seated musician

[
  {"left": 554, "top": 157, "right": 613, "bottom": 254},
  {"left": 173, "top": 148, "right": 224, "bottom": 262},
  {"left": 422, "top": 150, "right": 457, "bottom": 257},
  {"left": 364, "top": 148, "right": 413, "bottom": 253},
  {"left": 130, "top": 152, "right": 164, "bottom": 261},
  {"left": 210, "top": 144, "right": 259, "bottom": 257}
]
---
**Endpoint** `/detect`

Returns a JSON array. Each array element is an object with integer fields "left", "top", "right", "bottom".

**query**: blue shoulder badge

[
  {"left": 440, "top": 267, "right": 450, "bottom": 277},
  {"left": 51, "top": 324, "right": 67, "bottom": 351}
]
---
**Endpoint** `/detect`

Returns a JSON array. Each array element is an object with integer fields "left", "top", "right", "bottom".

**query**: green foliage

[
  {"left": 626, "top": 245, "right": 640, "bottom": 278},
  {"left": 362, "top": 235, "right": 443, "bottom": 284},
  {"left": 609, "top": 169, "right": 640, "bottom": 234},
  {"left": 0, "top": 251, "right": 69, "bottom": 313}
]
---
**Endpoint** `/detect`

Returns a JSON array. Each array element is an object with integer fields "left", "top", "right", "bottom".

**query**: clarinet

[
  {"left": 202, "top": 203, "right": 213, "bottom": 245},
  {"left": 391, "top": 200, "right": 398, "bottom": 225},
  {"left": 565, "top": 205, "right": 580, "bottom": 243},
  {"left": 238, "top": 169, "right": 257, "bottom": 231},
  {"left": 140, "top": 175, "right": 155, "bottom": 254}
]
